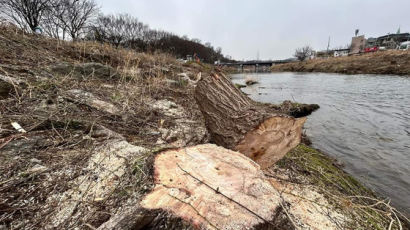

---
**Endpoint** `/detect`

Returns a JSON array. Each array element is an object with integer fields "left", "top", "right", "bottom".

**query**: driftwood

[
  {"left": 140, "top": 144, "right": 292, "bottom": 230},
  {"left": 194, "top": 72, "right": 306, "bottom": 168}
]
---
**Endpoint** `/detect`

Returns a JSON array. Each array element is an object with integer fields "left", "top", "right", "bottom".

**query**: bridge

[{"left": 217, "top": 60, "right": 294, "bottom": 72}]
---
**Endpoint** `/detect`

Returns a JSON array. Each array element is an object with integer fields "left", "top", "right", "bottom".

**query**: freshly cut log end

[
  {"left": 195, "top": 71, "right": 307, "bottom": 168},
  {"left": 141, "top": 144, "right": 282, "bottom": 230},
  {"left": 236, "top": 116, "right": 307, "bottom": 169}
]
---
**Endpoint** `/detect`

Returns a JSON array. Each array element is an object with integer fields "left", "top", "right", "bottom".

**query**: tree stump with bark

[
  {"left": 194, "top": 72, "right": 306, "bottom": 168},
  {"left": 141, "top": 144, "right": 294, "bottom": 230}
]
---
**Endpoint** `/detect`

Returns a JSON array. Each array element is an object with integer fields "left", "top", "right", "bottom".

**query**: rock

[
  {"left": 0, "top": 77, "right": 13, "bottom": 99},
  {"left": 152, "top": 100, "right": 184, "bottom": 117},
  {"left": 44, "top": 139, "right": 147, "bottom": 229},
  {"left": 279, "top": 100, "right": 320, "bottom": 118},
  {"left": 0, "top": 74, "right": 23, "bottom": 99},
  {"left": 1, "top": 133, "right": 49, "bottom": 155},
  {"left": 151, "top": 100, "right": 208, "bottom": 147},
  {"left": 245, "top": 79, "right": 258, "bottom": 86},
  {"left": 167, "top": 72, "right": 201, "bottom": 86},
  {"left": 65, "top": 89, "right": 121, "bottom": 115},
  {"left": 51, "top": 62, "right": 118, "bottom": 80}
]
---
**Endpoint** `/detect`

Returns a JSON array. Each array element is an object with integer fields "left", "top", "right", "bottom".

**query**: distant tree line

[
  {"left": 89, "top": 14, "right": 230, "bottom": 63},
  {"left": 0, "top": 0, "right": 232, "bottom": 63}
]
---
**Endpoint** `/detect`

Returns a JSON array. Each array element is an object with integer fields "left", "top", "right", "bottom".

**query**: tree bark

[{"left": 194, "top": 72, "right": 306, "bottom": 169}]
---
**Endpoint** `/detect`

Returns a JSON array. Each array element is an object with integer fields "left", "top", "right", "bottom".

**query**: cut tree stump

[
  {"left": 141, "top": 144, "right": 290, "bottom": 230},
  {"left": 194, "top": 72, "right": 306, "bottom": 168}
]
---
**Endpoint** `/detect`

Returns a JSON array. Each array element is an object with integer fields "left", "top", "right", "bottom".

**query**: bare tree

[
  {"left": 124, "top": 17, "right": 145, "bottom": 46},
  {"left": 93, "top": 14, "right": 126, "bottom": 47},
  {"left": 294, "top": 45, "right": 313, "bottom": 61},
  {"left": 0, "top": 0, "right": 51, "bottom": 32},
  {"left": 86, "top": 12, "right": 231, "bottom": 62},
  {"left": 55, "top": 0, "right": 98, "bottom": 40},
  {"left": 92, "top": 14, "right": 147, "bottom": 48},
  {"left": 41, "top": 0, "right": 68, "bottom": 39}
]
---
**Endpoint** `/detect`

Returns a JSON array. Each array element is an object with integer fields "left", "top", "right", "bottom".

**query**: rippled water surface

[{"left": 232, "top": 72, "right": 410, "bottom": 214}]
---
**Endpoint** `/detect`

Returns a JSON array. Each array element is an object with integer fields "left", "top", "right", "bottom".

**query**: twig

[
  {"left": 388, "top": 218, "right": 394, "bottom": 230},
  {"left": 84, "top": 223, "right": 97, "bottom": 230},
  {"left": 278, "top": 199, "right": 300, "bottom": 230}
]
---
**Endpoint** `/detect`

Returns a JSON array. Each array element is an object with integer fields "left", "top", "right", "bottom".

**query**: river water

[{"left": 231, "top": 72, "right": 410, "bottom": 214}]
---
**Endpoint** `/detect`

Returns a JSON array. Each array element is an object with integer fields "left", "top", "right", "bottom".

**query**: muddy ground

[{"left": 1, "top": 24, "right": 409, "bottom": 229}]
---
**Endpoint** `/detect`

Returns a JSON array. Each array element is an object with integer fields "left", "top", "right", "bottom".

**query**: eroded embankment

[
  {"left": 271, "top": 50, "right": 410, "bottom": 75},
  {"left": 0, "top": 25, "right": 408, "bottom": 229}
]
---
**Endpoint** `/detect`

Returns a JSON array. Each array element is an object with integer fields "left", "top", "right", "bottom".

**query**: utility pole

[{"left": 326, "top": 36, "right": 331, "bottom": 56}]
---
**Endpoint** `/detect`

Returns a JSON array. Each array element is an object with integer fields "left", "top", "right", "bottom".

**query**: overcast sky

[{"left": 96, "top": 0, "right": 410, "bottom": 60}]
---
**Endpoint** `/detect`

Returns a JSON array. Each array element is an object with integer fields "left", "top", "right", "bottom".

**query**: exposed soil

[{"left": 271, "top": 50, "right": 410, "bottom": 76}]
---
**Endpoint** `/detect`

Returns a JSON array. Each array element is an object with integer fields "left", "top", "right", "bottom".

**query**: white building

[{"left": 333, "top": 49, "right": 349, "bottom": 57}]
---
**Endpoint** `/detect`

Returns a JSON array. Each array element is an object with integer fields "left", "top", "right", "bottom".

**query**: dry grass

[
  {"left": 0, "top": 23, "right": 212, "bottom": 229},
  {"left": 271, "top": 50, "right": 410, "bottom": 75},
  {"left": 274, "top": 144, "right": 410, "bottom": 230}
]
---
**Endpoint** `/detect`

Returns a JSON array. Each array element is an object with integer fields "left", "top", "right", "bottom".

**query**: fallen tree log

[
  {"left": 194, "top": 72, "right": 306, "bottom": 168},
  {"left": 141, "top": 144, "right": 294, "bottom": 230}
]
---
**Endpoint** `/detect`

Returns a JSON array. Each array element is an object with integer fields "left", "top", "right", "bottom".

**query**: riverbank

[
  {"left": 1, "top": 25, "right": 408, "bottom": 229},
  {"left": 271, "top": 50, "right": 410, "bottom": 75}
]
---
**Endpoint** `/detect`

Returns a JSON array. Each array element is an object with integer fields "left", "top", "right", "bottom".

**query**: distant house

[
  {"left": 376, "top": 33, "right": 410, "bottom": 49},
  {"left": 333, "top": 49, "right": 349, "bottom": 57},
  {"left": 366, "top": 37, "right": 377, "bottom": 48},
  {"left": 366, "top": 33, "right": 410, "bottom": 49}
]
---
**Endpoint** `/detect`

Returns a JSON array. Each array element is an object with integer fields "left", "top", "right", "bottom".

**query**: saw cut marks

[{"left": 141, "top": 144, "right": 281, "bottom": 230}]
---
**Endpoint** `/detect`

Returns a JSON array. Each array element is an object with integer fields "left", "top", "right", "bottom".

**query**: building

[
  {"left": 375, "top": 33, "right": 410, "bottom": 49},
  {"left": 365, "top": 37, "right": 377, "bottom": 48},
  {"left": 333, "top": 49, "right": 349, "bottom": 57},
  {"left": 350, "top": 35, "right": 366, "bottom": 54},
  {"left": 366, "top": 33, "right": 410, "bottom": 49}
]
